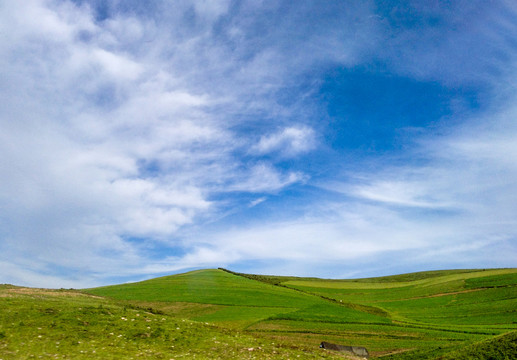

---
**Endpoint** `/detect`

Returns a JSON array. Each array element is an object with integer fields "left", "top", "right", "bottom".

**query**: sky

[{"left": 1, "top": 0, "right": 517, "bottom": 288}]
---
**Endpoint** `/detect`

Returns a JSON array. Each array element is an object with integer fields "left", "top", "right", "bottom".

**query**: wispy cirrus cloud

[{"left": 251, "top": 126, "right": 316, "bottom": 158}]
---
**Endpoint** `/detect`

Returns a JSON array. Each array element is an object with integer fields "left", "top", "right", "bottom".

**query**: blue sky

[{"left": 1, "top": 0, "right": 516, "bottom": 288}]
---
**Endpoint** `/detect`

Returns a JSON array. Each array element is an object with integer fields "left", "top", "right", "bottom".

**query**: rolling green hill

[{"left": 1, "top": 268, "right": 516, "bottom": 359}]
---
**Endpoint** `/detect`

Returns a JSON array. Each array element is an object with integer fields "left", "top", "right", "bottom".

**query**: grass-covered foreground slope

[{"left": 0, "top": 285, "right": 343, "bottom": 359}]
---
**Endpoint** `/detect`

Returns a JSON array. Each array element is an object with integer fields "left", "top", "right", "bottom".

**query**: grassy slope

[
  {"left": 281, "top": 269, "right": 517, "bottom": 326},
  {"left": 270, "top": 268, "right": 517, "bottom": 359},
  {"left": 0, "top": 286, "right": 343, "bottom": 359},
  {"left": 2, "top": 268, "right": 516, "bottom": 359},
  {"left": 86, "top": 269, "right": 387, "bottom": 329},
  {"left": 225, "top": 268, "right": 517, "bottom": 359}
]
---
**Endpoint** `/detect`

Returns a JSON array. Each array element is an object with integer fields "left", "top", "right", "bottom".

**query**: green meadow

[{"left": 1, "top": 268, "right": 516, "bottom": 359}]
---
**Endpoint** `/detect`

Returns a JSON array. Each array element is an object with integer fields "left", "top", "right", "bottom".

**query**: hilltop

[{"left": 1, "top": 268, "right": 516, "bottom": 359}]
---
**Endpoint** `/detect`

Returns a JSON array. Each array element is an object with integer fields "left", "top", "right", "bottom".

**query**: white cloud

[
  {"left": 251, "top": 126, "right": 316, "bottom": 157},
  {"left": 146, "top": 204, "right": 437, "bottom": 277},
  {"left": 338, "top": 179, "right": 451, "bottom": 209},
  {"left": 104, "top": 15, "right": 146, "bottom": 44},
  {"left": 90, "top": 48, "right": 143, "bottom": 80},
  {"left": 227, "top": 163, "right": 307, "bottom": 193},
  {"left": 249, "top": 197, "right": 267, "bottom": 207}
]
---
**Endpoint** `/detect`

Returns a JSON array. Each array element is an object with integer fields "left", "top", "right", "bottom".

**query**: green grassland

[
  {"left": 1, "top": 268, "right": 516, "bottom": 359},
  {"left": 0, "top": 285, "right": 342, "bottom": 359}
]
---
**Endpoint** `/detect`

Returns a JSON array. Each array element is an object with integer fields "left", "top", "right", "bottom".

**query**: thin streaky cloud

[{"left": 251, "top": 126, "right": 316, "bottom": 158}]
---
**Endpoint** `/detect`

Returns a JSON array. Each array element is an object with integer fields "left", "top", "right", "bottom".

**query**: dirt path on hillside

[{"left": 414, "top": 288, "right": 483, "bottom": 299}]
